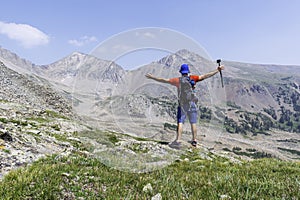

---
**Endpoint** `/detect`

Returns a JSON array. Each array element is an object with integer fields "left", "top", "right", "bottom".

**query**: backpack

[{"left": 178, "top": 76, "right": 195, "bottom": 104}]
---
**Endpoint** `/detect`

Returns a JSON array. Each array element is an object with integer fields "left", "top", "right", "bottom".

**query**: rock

[
  {"left": 62, "top": 172, "right": 71, "bottom": 177},
  {"left": 220, "top": 194, "right": 231, "bottom": 199},
  {"left": 0, "top": 101, "right": 88, "bottom": 180},
  {"left": 0, "top": 138, "right": 5, "bottom": 146},
  {"left": 151, "top": 193, "right": 162, "bottom": 200},
  {"left": 26, "top": 129, "right": 41, "bottom": 135},
  {"left": 0, "top": 132, "right": 13, "bottom": 141},
  {"left": 143, "top": 183, "right": 153, "bottom": 193},
  {"left": 67, "top": 137, "right": 81, "bottom": 142}
]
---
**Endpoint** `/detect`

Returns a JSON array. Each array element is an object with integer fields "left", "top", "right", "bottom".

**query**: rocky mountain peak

[
  {"left": 175, "top": 49, "right": 197, "bottom": 57},
  {"left": 157, "top": 54, "right": 178, "bottom": 67},
  {"left": 31, "top": 51, "right": 126, "bottom": 86},
  {"left": 0, "top": 46, "right": 35, "bottom": 74},
  {"left": 157, "top": 49, "right": 192, "bottom": 66},
  {"left": 157, "top": 49, "right": 211, "bottom": 70},
  {"left": 52, "top": 51, "right": 88, "bottom": 66}
]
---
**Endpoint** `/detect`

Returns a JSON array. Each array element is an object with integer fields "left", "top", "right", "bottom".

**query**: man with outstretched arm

[{"left": 145, "top": 63, "right": 224, "bottom": 147}]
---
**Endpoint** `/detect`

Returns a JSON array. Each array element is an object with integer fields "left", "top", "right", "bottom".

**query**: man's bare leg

[
  {"left": 191, "top": 123, "right": 197, "bottom": 144},
  {"left": 175, "top": 122, "right": 183, "bottom": 142}
]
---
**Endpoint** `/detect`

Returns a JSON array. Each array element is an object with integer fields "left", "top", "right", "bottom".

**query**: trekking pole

[{"left": 216, "top": 59, "right": 224, "bottom": 88}]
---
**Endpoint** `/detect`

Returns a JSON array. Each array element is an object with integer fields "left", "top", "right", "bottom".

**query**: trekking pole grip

[{"left": 216, "top": 59, "right": 224, "bottom": 88}]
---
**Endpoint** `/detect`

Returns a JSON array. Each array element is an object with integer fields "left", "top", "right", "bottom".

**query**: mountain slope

[
  {"left": 0, "top": 61, "right": 74, "bottom": 115},
  {"left": 0, "top": 46, "right": 34, "bottom": 74},
  {"left": 0, "top": 60, "right": 90, "bottom": 179},
  {"left": 0, "top": 47, "right": 299, "bottom": 162}
]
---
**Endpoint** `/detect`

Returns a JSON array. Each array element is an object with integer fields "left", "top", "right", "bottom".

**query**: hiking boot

[
  {"left": 191, "top": 140, "right": 197, "bottom": 147},
  {"left": 169, "top": 141, "right": 182, "bottom": 149}
]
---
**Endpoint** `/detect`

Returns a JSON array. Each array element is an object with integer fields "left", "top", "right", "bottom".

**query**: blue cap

[{"left": 179, "top": 64, "right": 190, "bottom": 74}]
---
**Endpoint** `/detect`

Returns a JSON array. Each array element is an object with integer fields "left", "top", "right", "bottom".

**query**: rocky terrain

[
  {"left": 0, "top": 101, "right": 87, "bottom": 179},
  {"left": 0, "top": 46, "right": 300, "bottom": 178},
  {"left": 0, "top": 59, "right": 91, "bottom": 178}
]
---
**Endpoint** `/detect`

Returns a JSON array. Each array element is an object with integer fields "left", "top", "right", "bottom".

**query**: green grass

[
  {"left": 0, "top": 150, "right": 299, "bottom": 199},
  {"left": 2, "top": 149, "right": 10, "bottom": 154}
]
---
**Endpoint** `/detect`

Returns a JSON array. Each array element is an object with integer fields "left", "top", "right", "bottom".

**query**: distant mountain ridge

[
  {"left": 0, "top": 46, "right": 35, "bottom": 74},
  {"left": 1, "top": 46, "right": 299, "bottom": 120},
  {"left": 1, "top": 46, "right": 300, "bottom": 120},
  {"left": 33, "top": 52, "right": 125, "bottom": 85}
]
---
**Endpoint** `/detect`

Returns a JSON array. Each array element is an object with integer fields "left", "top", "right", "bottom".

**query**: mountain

[
  {"left": 0, "top": 46, "right": 299, "bottom": 170},
  {"left": 0, "top": 46, "right": 35, "bottom": 74},
  {"left": 222, "top": 60, "right": 300, "bottom": 130},
  {"left": 30, "top": 52, "right": 126, "bottom": 118},
  {"left": 33, "top": 52, "right": 125, "bottom": 86}
]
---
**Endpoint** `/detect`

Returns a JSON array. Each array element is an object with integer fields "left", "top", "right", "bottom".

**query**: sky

[{"left": 1, "top": 0, "right": 300, "bottom": 69}]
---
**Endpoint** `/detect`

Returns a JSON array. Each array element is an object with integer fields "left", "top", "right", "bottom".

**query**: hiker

[{"left": 145, "top": 63, "right": 224, "bottom": 147}]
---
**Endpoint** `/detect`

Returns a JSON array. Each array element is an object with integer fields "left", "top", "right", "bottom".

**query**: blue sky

[{"left": 1, "top": 0, "right": 300, "bottom": 69}]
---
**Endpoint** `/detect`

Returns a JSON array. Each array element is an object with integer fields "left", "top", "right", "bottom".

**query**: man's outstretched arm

[
  {"left": 145, "top": 73, "right": 170, "bottom": 84},
  {"left": 199, "top": 66, "right": 224, "bottom": 81}
]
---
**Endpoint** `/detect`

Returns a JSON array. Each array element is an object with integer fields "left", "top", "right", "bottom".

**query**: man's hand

[
  {"left": 217, "top": 65, "right": 225, "bottom": 71},
  {"left": 145, "top": 73, "right": 154, "bottom": 79}
]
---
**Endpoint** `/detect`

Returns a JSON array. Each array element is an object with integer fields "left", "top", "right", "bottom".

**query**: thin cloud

[
  {"left": 0, "top": 21, "right": 49, "bottom": 48},
  {"left": 135, "top": 31, "right": 156, "bottom": 39},
  {"left": 68, "top": 35, "right": 98, "bottom": 47},
  {"left": 143, "top": 32, "right": 156, "bottom": 39}
]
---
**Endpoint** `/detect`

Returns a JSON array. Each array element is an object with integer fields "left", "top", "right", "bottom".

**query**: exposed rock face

[
  {"left": 0, "top": 60, "right": 88, "bottom": 179},
  {"left": 0, "top": 62, "right": 74, "bottom": 117},
  {"left": 0, "top": 101, "right": 89, "bottom": 179}
]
